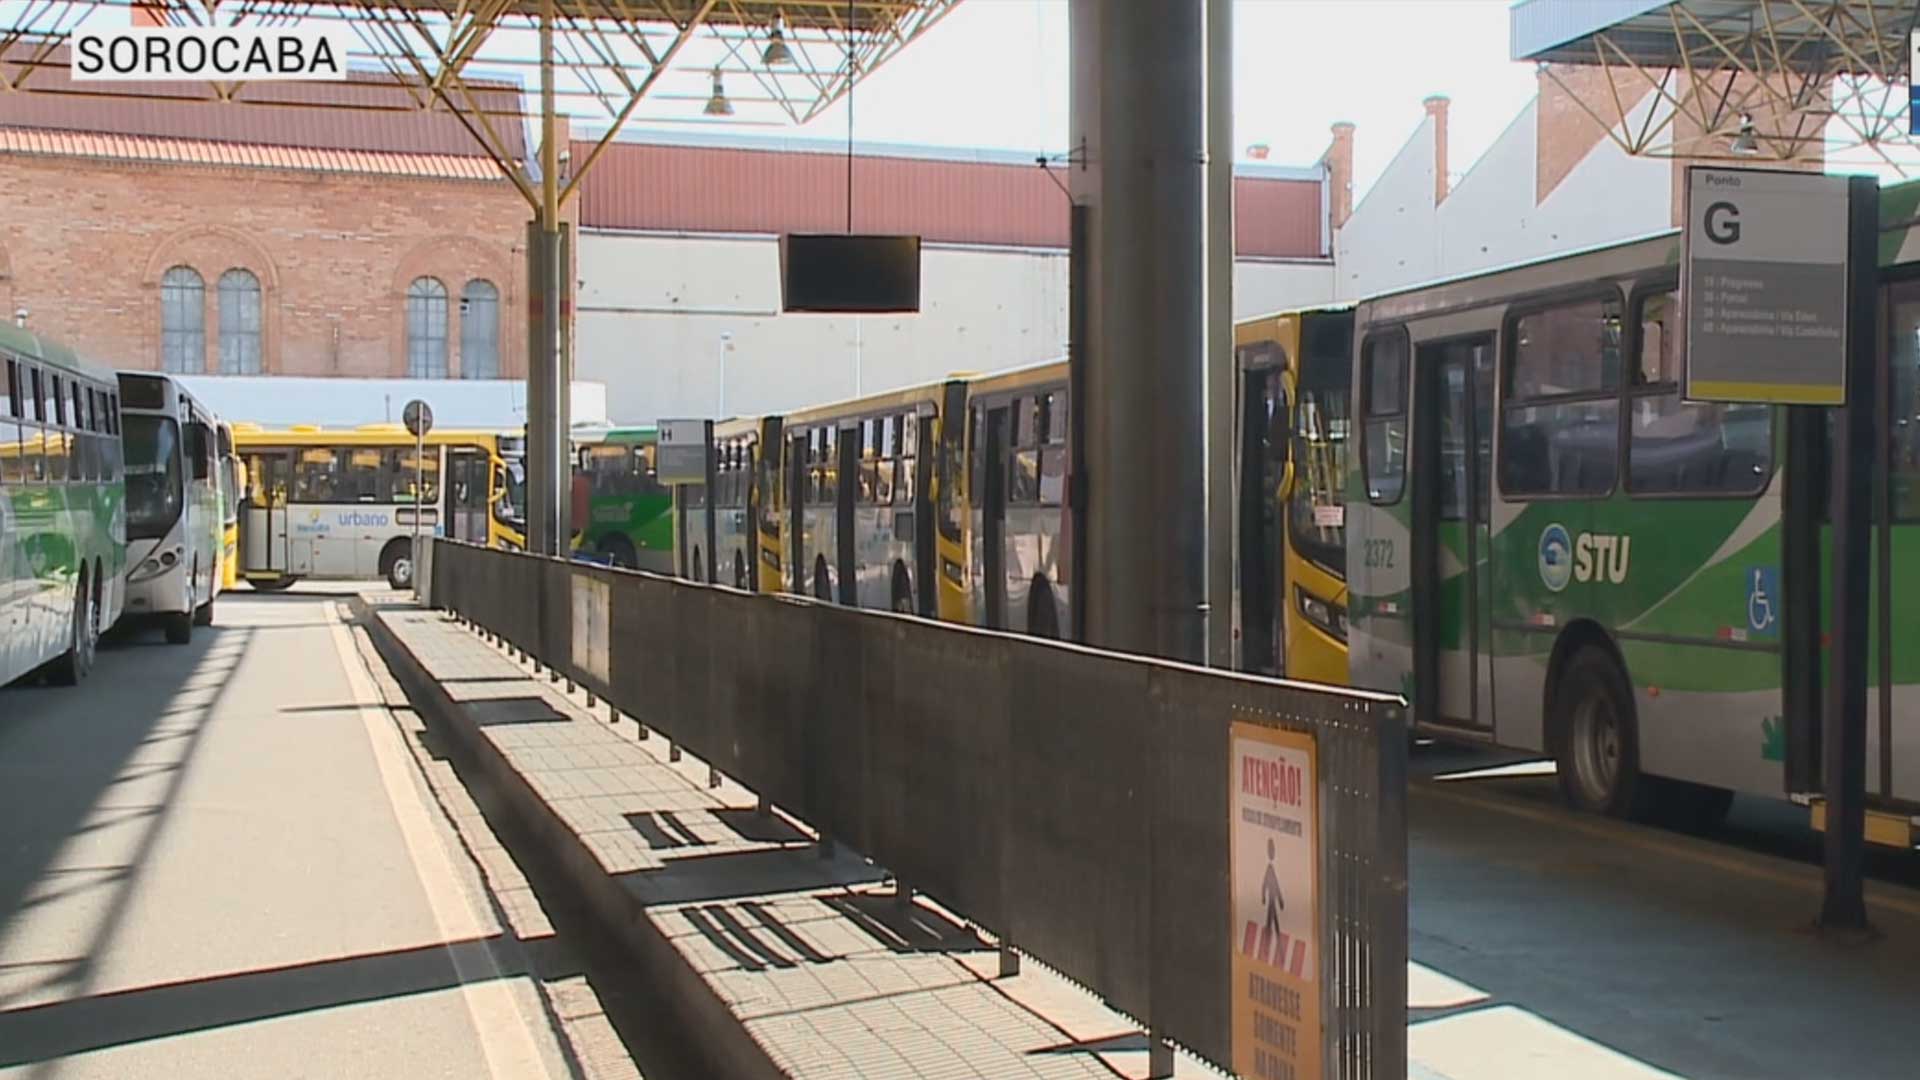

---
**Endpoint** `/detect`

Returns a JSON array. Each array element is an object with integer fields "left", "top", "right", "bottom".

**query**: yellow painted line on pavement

[
  {"left": 1411, "top": 781, "right": 1920, "bottom": 921},
  {"left": 324, "top": 602, "right": 556, "bottom": 1080}
]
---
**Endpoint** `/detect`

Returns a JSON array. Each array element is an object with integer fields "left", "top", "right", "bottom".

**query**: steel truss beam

[
  {"left": 0, "top": 0, "right": 963, "bottom": 211},
  {"left": 1535, "top": 0, "right": 1920, "bottom": 175}
]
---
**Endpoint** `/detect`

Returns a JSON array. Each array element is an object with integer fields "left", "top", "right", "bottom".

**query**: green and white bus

[
  {"left": 1, "top": 326, "right": 126, "bottom": 687},
  {"left": 572, "top": 425, "right": 672, "bottom": 572},
  {"left": 1347, "top": 218, "right": 1920, "bottom": 844},
  {"left": 118, "top": 372, "right": 224, "bottom": 645}
]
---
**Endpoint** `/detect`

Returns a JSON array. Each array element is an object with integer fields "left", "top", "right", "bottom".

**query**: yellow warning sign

[{"left": 1230, "top": 718, "right": 1322, "bottom": 1080}]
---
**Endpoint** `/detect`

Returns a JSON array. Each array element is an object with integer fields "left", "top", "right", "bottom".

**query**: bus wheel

[
  {"left": 381, "top": 539, "right": 414, "bottom": 591},
  {"left": 600, "top": 535, "right": 638, "bottom": 570},
  {"left": 1552, "top": 646, "right": 1649, "bottom": 819},
  {"left": 1028, "top": 579, "right": 1060, "bottom": 640},
  {"left": 48, "top": 569, "right": 95, "bottom": 685},
  {"left": 891, "top": 564, "right": 914, "bottom": 614},
  {"left": 247, "top": 577, "right": 296, "bottom": 592},
  {"left": 193, "top": 575, "right": 216, "bottom": 626},
  {"left": 813, "top": 557, "right": 832, "bottom": 601}
]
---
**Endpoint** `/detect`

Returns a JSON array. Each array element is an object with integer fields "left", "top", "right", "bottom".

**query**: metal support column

[
  {"left": 525, "top": 0, "right": 571, "bottom": 557},
  {"left": 1204, "top": 0, "right": 1234, "bottom": 668},
  {"left": 1821, "top": 175, "right": 1878, "bottom": 932},
  {"left": 1070, "top": 0, "right": 1207, "bottom": 662}
]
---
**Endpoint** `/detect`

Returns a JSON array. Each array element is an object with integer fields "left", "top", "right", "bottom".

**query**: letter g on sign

[{"left": 1704, "top": 201, "right": 1741, "bottom": 245}]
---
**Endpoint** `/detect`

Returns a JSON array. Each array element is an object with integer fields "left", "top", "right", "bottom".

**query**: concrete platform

[{"left": 367, "top": 602, "right": 1226, "bottom": 1080}]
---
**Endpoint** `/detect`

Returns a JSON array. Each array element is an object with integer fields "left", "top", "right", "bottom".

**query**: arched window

[
  {"left": 160, "top": 266, "right": 204, "bottom": 373},
  {"left": 406, "top": 277, "right": 449, "bottom": 378},
  {"left": 218, "top": 268, "right": 263, "bottom": 374},
  {"left": 459, "top": 279, "right": 500, "bottom": 379}
]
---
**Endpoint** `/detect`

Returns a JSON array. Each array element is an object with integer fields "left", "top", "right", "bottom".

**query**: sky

[{"left": 610, "top": 0, "right": 1547, "bottom": 204}]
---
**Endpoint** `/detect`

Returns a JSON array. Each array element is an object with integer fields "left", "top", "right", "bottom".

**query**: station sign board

[
  {"left": 656, "top": 418, "right": 711, "bottom": 486},
  {"left": 1230, "top": 716, "right": 1323, "bottom": 1080},
  {"left": 1682, "top": 166, "right": 1850, "bottom": 406}
]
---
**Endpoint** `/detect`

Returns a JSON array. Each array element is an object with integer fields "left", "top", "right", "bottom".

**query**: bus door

[
  {"left": 242, "top": 450, "right": 298, "bottom": 575},
  {"left": 836, "top": 423, "right": 857, "bottom": 604},
  {"left": 982, "top": 405, "right": 1010, "bottom": 629},
  {"left": 1417, "top": 336, "right": 1497, "bottom": 732},
  {"left": 1237, "top": 365, "right": 1288, "bottom": 675},
  {"left": 445, "top": 448, "right": 491, "bottom": 544},
  {"left": 788, "top": 432, "right": 807, "bottom": 594}
]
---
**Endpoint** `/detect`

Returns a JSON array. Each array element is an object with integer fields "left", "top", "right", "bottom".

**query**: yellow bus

[
  {"left": 232, "top": 423, "right": 525, "bottom": 590},
  {"left": 216, "top": 420, "right": 244, "bottom": 590},
  {"left": 685, "top": 304, "right": 1354, "bottom": 682},
  {"left": 1235, "top": 306, "right": 1353, "bottom": 684}
]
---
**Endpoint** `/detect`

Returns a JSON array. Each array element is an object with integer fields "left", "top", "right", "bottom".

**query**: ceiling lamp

[
  {"left": 704, "top": 67, "right": 734, "bottom": 117},
  {"left": 763, "top": 15, "right": 794, "bottom": 66},
  {"left": 1730, "top": 114, "right": 1759, "bottom": 156}
]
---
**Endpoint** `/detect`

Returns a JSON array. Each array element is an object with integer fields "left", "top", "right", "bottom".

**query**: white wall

[
  {"left": 1334, "top": 96, "right": 1672, "bottom": 302},
  {"left": 577, "top": 231, "right": 1335, "bottom": 425},
  {"left": 1332, "top": 115, "right": 1443, "bottom": 300}
]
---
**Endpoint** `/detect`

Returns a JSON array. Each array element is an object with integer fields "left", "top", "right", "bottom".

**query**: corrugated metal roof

[
  {"left": 574, "top": 138, "right": 1325, "bottom": 258},
  {"left": 0, "top": 47, "right": 524, "bottom": 160},
  {"left": 0, "top": 126, "right": 507, "bottom": 179}
]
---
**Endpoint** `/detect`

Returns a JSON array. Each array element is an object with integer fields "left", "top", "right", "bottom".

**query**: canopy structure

[
  {"left": 0, "top": 0, "right": 963, "bottom": 213},
  {"left": 1511, "top": 0, "right": 1920, "bottom": 173}
]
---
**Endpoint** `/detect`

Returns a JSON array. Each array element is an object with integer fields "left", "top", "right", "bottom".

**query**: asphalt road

[{"left": 0, "top": 585, "right": 571, "bottom": 1079}]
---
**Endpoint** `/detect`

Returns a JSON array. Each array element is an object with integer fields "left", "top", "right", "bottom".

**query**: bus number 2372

[{"left": 1364, "top": 538, "right": 1395, "bottom": 569}]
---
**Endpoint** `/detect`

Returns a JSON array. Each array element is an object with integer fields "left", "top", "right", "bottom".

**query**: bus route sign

[
  {"left": 1682, "top": 166, "right": 1850, "bottom": 406},
  {"left": 403, "top": 399, "right": 434, "bottom": 438}
]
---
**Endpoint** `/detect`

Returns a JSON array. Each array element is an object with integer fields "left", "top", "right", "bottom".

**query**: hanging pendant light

[
  {"left": 762, "top": 14, "right": 794, "bottom": 67},
  {"left": 704, "top": 66, "right": 734, "bottom": 117},
  {"left": 1729, "top": 114, "right": 1759, "bottom": 156}
]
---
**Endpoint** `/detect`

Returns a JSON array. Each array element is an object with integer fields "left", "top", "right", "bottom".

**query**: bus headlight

[
  {"left": 130, "top": 545, "right": 184, "bottom": 583},
  {"left": 1296, "top": 586, "right": 1348, "bottom": 643}
]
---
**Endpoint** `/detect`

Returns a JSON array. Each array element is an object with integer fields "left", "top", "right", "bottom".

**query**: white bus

[
  {"left": 2, "top": 327, "right": 127, "bottom": 686},
  {"left": 117, "top": 372, "right": 224, "bottom": 644}
]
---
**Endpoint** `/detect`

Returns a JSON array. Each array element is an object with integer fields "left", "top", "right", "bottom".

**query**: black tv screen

[{"left": 780, "top": 234, "right": 922, "bottom": 314}]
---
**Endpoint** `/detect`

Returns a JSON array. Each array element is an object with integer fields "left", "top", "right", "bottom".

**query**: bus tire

[
  {"left": 193, "top": 592, "right": 215, "bottom": 627},
  {"left": 247, "top": 577, "right": 296, "bottom": 592},
  {"left": 48, "top": 568, "right": 95, "bottom": 686},
  {"left": 813, "top": 556, "right": 832, "bottom": 601},
  {"left": 891, "top": 563, "right": 914, "bottom": 614},
  {"left": 1028, "top": 578, "right": 1061, "bottom": 640},
  {"left": 380, "top": 539, "right": 414, "bottom": 591},
  {"left": 163, "top": 610, "right": 193, "bottom": 646},
  {"left": 1551, "top": 646, "right": 1650, "bottom": 820},
  {"left": 600, "top": 534, "right": 639, "bottom": 570}
]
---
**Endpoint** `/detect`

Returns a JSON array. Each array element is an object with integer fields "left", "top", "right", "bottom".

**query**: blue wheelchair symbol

[{"left": 1747, "top": 566, "right": 1779, "bottom": 637}]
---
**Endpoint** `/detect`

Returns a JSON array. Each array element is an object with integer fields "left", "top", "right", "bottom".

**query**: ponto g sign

[{"left": 71, "top": 26, "right": 351, "bottom": 82}]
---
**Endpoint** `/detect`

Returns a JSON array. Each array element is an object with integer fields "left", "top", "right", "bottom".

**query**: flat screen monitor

[{"left": 779, "top": 234, "right": 922, "bottom": 314}]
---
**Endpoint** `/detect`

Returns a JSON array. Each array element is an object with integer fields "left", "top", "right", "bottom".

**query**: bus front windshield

[
  {"left": 1288, "top": 352, "right": 1350, "bottom": 576},
  {"left": 124, "top": 414, "right": 185, "bottom": 541}
]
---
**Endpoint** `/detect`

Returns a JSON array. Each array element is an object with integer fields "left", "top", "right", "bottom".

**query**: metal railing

[{"left": 427, "top": 538, "right": 1407, "bottom": 1078}]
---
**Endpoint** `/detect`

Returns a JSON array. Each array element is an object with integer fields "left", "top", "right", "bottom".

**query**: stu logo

[{"left": 1540, "top": 524, "right": 1632, "bottom": 590}]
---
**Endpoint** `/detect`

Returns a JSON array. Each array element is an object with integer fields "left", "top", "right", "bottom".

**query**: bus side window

[
  {"left": 1038, "top": 390, "right": 1067, "bottom": 506},
  {"left": 968, "top": 405, "right": 983, "bottom": 506},
  {"left": 0, "top": 359, "right": 20, "bottom": 487},
  {"left": 1010, "top": 396, "right": 1040, "bottom": 504}
]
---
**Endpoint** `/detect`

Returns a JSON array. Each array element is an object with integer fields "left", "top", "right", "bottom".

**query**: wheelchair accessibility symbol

[{"left": 1747, "top": 566, "right": 1779, "bottom": 637}]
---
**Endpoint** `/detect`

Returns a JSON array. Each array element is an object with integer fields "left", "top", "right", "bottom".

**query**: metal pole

[
  {"left": 1820, "top": 174, "right": 1877, "bottom": 933},
  {"left": 413, "top": 427, "right": 424, "bottom": 587},
  {"left": 524, "top": 0, "right": 567, "bottom": 557},
  {"left": 1204, "top": 0, "right": 1234, "bottom": 667},
  {"left": 718, "top": 332, "right": 731, "bottom": 417},
  {"left": 1071, "top": 0, "right": 1206, "bottom": 662}
]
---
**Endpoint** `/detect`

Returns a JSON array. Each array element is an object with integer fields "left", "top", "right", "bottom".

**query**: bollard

[
  {"left": 892, "top": 878, "right": 912, "bottom": 908},
  {"left": 998, "top": 942, "right": 1020, "bottom": 978},
  {"left": 668, "top": 742, "right": 682, "bottom": 763},
  {"left": 585, "top": 691, "right": 595, "bottom": 708},
  {"left": 755, "top": 793, "right": 771, "bottom": 817},
  {"left": 1147, "top": 1028, "right": 1172, "bottom": 1079},
  {"left": 636, "top": 722, "right": 650, "bottom": 741},
  {"left": 565, "top": 676, "right": 575, "bottom": 692},
  {"left": 708, "top": 765, "right": 721, "bottom": 790}
]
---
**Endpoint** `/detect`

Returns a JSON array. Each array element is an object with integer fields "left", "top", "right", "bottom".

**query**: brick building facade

[{"left": 0, "top": 56, "right": 537, "bottom": 379}]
